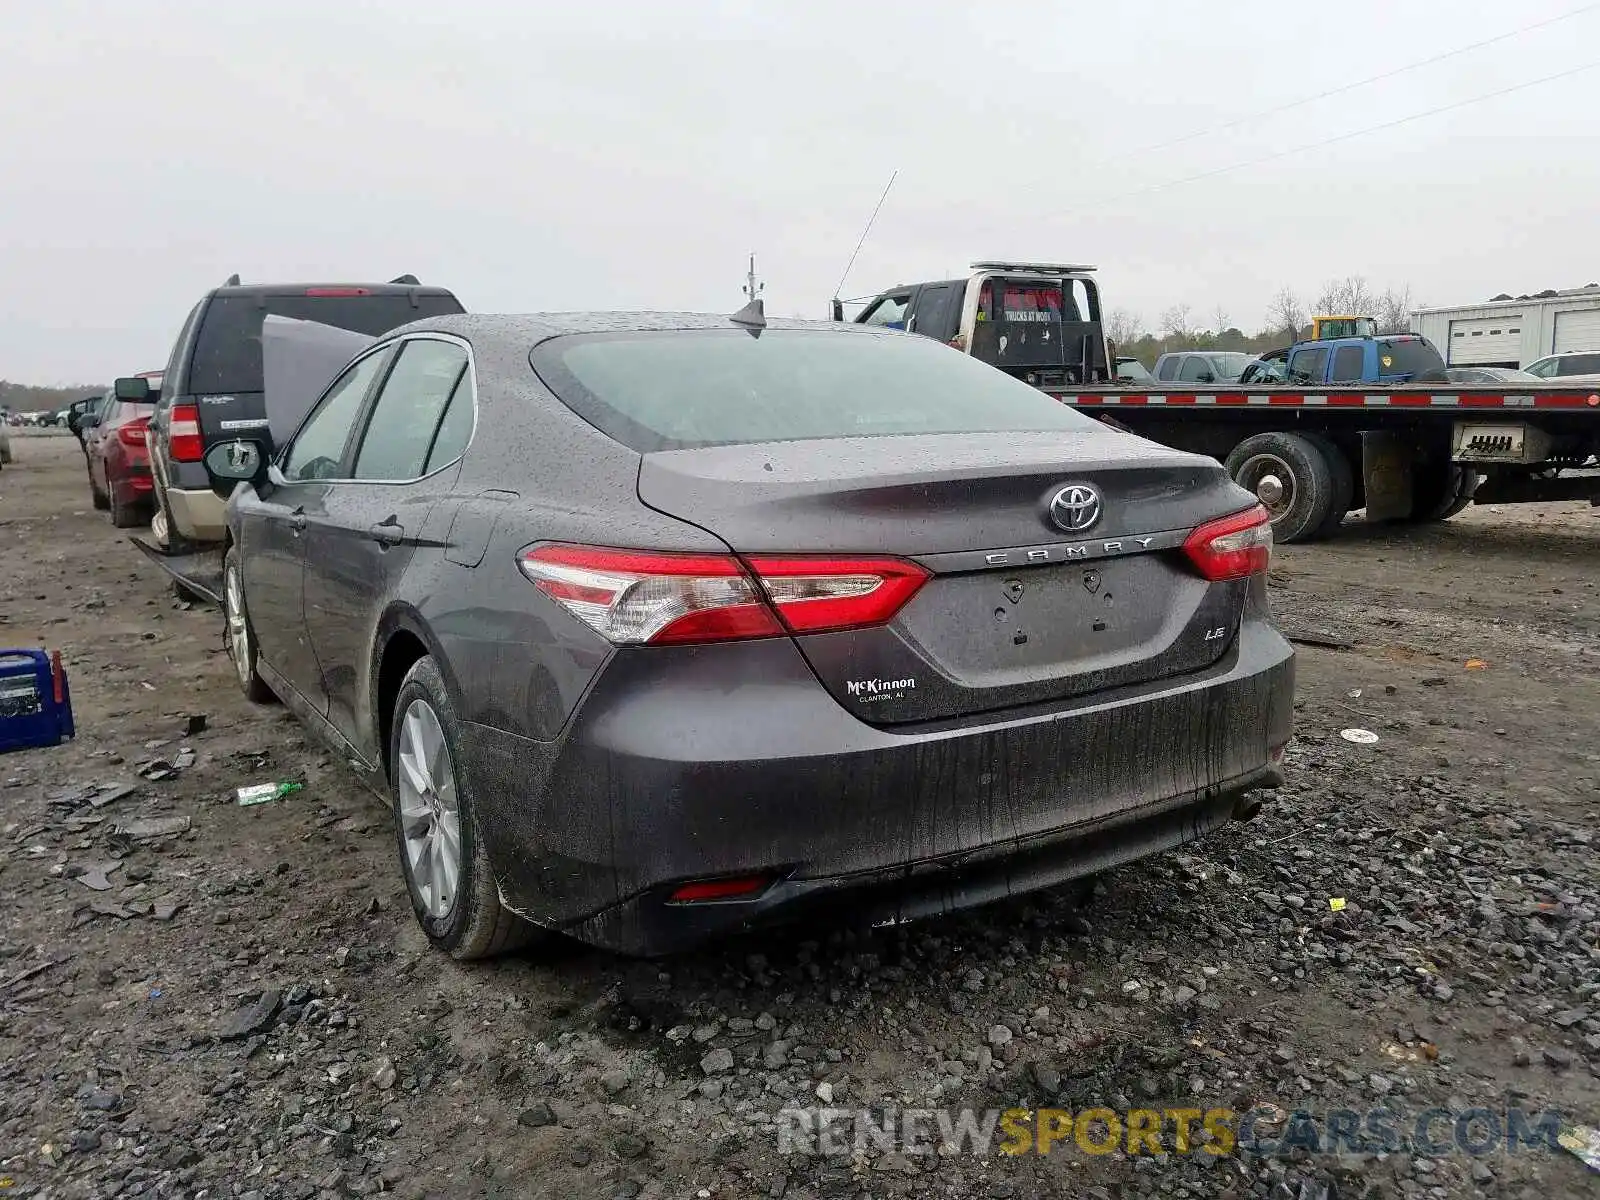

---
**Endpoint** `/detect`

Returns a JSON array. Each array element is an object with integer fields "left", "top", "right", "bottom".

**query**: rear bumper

[
  {"left": 112, "top": 471, "right": 154, "bottom": 504},
  {"left": 162, "top": 484, "right": 227, "bottom": 543},
  {"left": 463, "top": 612, "right": 1295, "bottom": 956}
]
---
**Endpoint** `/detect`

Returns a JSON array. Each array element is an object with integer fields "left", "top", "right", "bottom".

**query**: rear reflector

[
  {"left": 518, "top": 545, "right": 929, "bottom": 645},
  {"left": 667, "top": 875, "right": 772, "bottom": 903},
  {"left": 168, "top": 404, "right": 204, "bottom": 463},
  {"left": 304, "top": 287, "right": 370, "bottom": 297},
  {"left": 1182, "top": 505, "right": 1273, "bottom": 581}
]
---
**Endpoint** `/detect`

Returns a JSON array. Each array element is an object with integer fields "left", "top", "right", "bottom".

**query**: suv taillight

[
  {"left": 1182, "top": 505, "right": 1273, "bottom": 581},
  {"left": 168, "top": 404, "right": 203, "bottom": 462},
  {"left": 517, "top": 545, "right": 930, "bottom": 645}
]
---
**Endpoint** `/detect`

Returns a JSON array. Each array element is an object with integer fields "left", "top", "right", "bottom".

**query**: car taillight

[
  {"left": 168, "top": 404, "right": 203, "bottom": 462},
  {"left": 517, "top": 545, "right": 930, "bottom": 645},
  {"left": 743, "top": 555, "right": 930, "bottom": 633},
  {"left": 117, "top": 419, "right": 149, "bottom": 447},
  {"left": 1182, "top": 505, "right": 1273, "bottom": 581}
]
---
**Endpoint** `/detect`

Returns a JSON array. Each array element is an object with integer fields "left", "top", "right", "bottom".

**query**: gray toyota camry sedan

[{"left": 208, "top": 313, "right": 1294, "bottom": 958}]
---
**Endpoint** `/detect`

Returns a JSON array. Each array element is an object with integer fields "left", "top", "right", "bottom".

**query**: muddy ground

[{"left": 1, "top": 431, "right": 1596, "bottom": 1200}]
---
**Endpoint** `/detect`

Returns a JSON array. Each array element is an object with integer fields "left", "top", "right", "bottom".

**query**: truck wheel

[
  {"left": 1439, "top": 468, "right": 1482, "bottom": 519},
  {"left": 1407, "top": 464, "right": 1480, "bottom": 523},
  {"left": 1303, "top": 434, "right": 1354, "bottom": 539},
  {"left": 1224, "top": 432, "right": 1340, "bottom": 544}
]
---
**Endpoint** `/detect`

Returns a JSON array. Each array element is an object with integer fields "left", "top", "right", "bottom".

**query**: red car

[{"left": 84, "top": 370, "right": 164, "bottom": 528}]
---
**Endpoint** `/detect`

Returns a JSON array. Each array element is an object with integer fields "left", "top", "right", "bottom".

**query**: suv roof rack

[
  {"left": 970, "top": 261, "right": 1097, "bottom": 275},
  {"left": 390, "top": 274, "right": 420, "bottom": 285}
]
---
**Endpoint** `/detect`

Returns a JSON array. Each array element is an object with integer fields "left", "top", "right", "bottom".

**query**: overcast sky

[{"left": 3, "top": 0, "right": 1597, "bottom": 383}]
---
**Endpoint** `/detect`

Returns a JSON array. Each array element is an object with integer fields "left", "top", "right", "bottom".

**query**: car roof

[{"left": 386, "top": 311, "right": 888, "bottom": 344}]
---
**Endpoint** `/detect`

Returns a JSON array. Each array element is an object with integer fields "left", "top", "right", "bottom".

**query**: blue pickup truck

[{"left": 1240, "top": 334, "right": 1445, "bottom": 385}]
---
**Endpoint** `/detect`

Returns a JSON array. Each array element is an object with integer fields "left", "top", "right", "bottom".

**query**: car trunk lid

[{"left": 638, "top": 429, "right": 1257, "bottom": 724}]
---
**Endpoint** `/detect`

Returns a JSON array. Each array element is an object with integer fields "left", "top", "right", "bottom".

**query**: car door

[
  {"left": 85, "top": 394, "right": 116, "bottom": 488},
  {"left": 301, "top": 335, "right": 472, "bottom": 756},
  {"left": 857, "top": 292, "right": 912, "bottom": 330},
  {"left": 1329, "top": 344, "right": 1365, "bottom": 384},
  {"left": 1287, "top": 346, "right": 1329, "bottom": 384},
  {"left": 905, "top": 283, "right": 961, "bottom": 343},
  {"left": 236, "top": 345, "right": 395, "bottom": 714}
]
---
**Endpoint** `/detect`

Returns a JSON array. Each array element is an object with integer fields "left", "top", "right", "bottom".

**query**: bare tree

[
  {"left": 1160, "top": 304, "right": 1194, "bottom": 341},
  {"left": 1375, "top": 285, "right": 1414, "bottom": 334},
  {"left": 1266, "top": 288, "right": 1305, "bottom": 343},
  {"left": 1211, "top": 305, "right": 1231, "bottom": 337},
  {"left": 1313, "top": 275, "right": 1377, "bottom": 317},
  {"left": 1106, "top": 309, "right": 1143, "bottom": 346}
]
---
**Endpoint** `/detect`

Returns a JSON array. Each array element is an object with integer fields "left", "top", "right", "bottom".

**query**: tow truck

[{"left": 840, "top": 262, "right": 1600, "bottom": 542}]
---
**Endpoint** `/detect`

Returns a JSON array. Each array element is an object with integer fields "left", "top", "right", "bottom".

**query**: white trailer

[{"left": 1411, "top": 285, "right": 1600, "bottom": 369}]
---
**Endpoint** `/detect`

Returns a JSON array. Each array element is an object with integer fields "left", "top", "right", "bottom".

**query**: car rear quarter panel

[{"left": 385, "top": 331, "right": 746, "bottom": 918}]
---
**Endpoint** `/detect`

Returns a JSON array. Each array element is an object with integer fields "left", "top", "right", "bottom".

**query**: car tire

[
  {"left": 389, "top": 656, "right": 534, "bottom": 961},
  {"left": 91, "top": 478, "right": 110, "bottom": 511},
  {"left": 1224, "top": 432, "right": 1339, "bottom": 544},
  {"left": 109, "top": 487, "right": 144, "bottom": 530},
  {"left": 223, "top": 547, "right": 276, "bottom": 703}
]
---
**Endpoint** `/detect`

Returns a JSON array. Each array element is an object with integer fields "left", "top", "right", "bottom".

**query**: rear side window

[
  {"left": 188, "top": 293, "right": 462, "bottom": 395},
  {"left": 1330, "top": 345, "right": 1365, "bottom": 382},
  {"left": 425, "top": 373, "right": 476, "bottom": 475},
  {"left": 909, "top": 284, "right": 959, "bottom": 341},
  {"left": 532, "top": 329, "right": 1097, "bottom": 453},
  {"left": 1558, "top": 352, "right": 1600, "bottom": 375},
  {"left": 352, "top": 339, "right": 470, "bottom": 480},
  {"left": 1376, "top": 337, "right": 1444, "bottom": 377},
  {"left": 162, "top": 304, "right": 202, "bottom": 402},
  {"left": 1156, "top": 357, "right": 1179, "bottom": 381}
]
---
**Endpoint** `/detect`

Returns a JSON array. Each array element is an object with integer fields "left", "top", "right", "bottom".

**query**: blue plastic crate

[{"left": 0, "top": 649, "right": 75, "bottom": 753}]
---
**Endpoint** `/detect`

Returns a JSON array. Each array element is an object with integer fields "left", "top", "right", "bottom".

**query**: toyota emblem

[{"left": 1049, "top": 484, "right": 1102, "bottom": 533}]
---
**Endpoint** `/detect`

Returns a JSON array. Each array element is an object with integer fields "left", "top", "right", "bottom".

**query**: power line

[
  {"left": 1082, "top": 58, "right": 1599, "bottom": 210},
  {"left": 1105, "top": 2, "right": 1600, "bottom": 164}
]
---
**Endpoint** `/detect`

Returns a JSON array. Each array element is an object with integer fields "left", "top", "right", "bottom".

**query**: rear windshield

[
  {"left": 532, "top": 329, "right": 1097, "bottom": 452},
  {"left": 1558, "top": 352, "right": 1600, "bottom": 375},
  {"left": 1376, "top": 337, "right": 1443, "bottom": 377},
  {"left": 1208, "top": 353, "right": 1253, "bottom": 379},
  {"left": 977, "top": 281, "right": 1085, "bottom": 323},
  {"left": 189, "top": 293, "right": 463, "bottom": 394}
]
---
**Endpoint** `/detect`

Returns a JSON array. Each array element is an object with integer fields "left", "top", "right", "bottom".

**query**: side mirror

[
  {"left": 203, "top": 439, "right": 268, "bottom": 498},
  {"left": 114, "top": 376, "right": 152, "bottom": 402},
  {"left": 1196, "top": 372, "right": 1215, "bottom": 384}
]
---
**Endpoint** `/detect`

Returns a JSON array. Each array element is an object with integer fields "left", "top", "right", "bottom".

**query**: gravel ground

[{"left": 1, "top": 432, "right": 1597, "bottom": 1199}]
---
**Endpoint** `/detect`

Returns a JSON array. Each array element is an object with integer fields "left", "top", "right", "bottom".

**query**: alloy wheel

[
  {"left": 224, "top": 564, "right": 252, "bottom": 691},
  {"left": 397, "top": 699, "right": 462, "bottom": 920}
]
